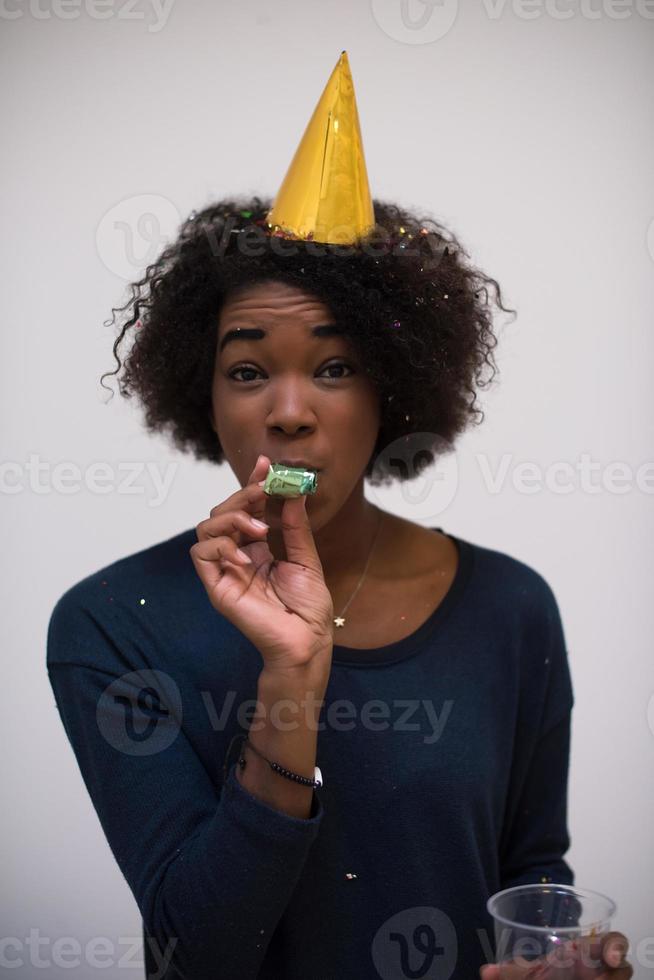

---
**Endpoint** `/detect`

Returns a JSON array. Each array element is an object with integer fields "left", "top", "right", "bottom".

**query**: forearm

[
  {"left": 236, "top": 663, "right": 330, "bottom": 819},
  {"left": 151, "top": 663, "right": 332, "bottom": 976}
]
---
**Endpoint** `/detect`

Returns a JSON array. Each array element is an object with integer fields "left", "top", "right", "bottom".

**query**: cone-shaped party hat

[{"left": 265, "top": 51, "right": 375, "bottom": 246}]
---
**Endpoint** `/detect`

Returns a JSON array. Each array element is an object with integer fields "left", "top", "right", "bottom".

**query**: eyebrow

[{"left": 219, "top": 323, "right": 344, "bottom": 354}]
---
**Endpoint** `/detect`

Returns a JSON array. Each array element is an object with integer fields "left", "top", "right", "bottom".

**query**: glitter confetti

[
  {"left": 392, "top": 320, "right": 401, "bottom": 329},
  {"left": 345, "top": 872, "right": 358, "bottom": 880},
  {"left": 139, "top": 598, "right": 146, "bottom": 605}
]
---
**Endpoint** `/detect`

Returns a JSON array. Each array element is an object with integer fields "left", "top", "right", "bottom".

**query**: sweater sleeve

[
  {"left": 498, "top": 582, "right": 576, "bottom": 890},
  {"left": 498, "top": 714, "right": 574, "bottom": 889},
  {"left": 46, "top": 591, "right": 324, "bottom": 980}
]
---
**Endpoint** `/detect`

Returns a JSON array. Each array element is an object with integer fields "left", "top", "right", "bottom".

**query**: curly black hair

[{"left": 100, "top": 195, "right": 515, "bottom": 486}]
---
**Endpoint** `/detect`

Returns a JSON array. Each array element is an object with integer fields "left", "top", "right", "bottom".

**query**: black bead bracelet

[{"left": 224, "top": 732, "right": 323, "bottom": 789}]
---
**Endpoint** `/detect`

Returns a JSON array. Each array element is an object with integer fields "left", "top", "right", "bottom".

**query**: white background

[{"left": 2, "top": 0, "right": 653, "bottom": 976}]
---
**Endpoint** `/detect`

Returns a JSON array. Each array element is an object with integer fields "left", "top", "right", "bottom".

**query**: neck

[{"left": 265, "top": 481, "right": 384, "bottom": 589}]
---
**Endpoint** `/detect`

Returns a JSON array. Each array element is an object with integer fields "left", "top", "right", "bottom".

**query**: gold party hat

[{"left": 266, "top": 51, "right": 375, "bottom": 246}]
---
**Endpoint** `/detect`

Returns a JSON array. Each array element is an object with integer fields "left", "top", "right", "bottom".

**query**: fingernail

[
  {"left": 257, "top": 479, "right": 266, "bottom": 487},
  {"left": 251, "top": 518, "right": 269, "bottom": 529},
  {"left": 236, "top": 548, "right": 252, "bottom": 563}
]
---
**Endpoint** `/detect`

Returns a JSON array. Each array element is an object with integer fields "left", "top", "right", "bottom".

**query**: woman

[{"left": 46, "top": 195, "right": 633, "bottom": 979}]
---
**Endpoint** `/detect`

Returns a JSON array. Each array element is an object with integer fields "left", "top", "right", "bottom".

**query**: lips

[{"left": 275, "top": 458, "right": 322, "bottom": 472}]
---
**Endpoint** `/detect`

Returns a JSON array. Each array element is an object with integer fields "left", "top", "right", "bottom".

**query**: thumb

[
  {"left": 280, "top": 493, "right": 322, "bottom": 573},
  {"left": 480, "top": 966, "right": 500, "bottom": 979}
]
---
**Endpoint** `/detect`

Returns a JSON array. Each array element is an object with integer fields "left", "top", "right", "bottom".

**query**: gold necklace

[{"left": 333, "top": 511, "right": 385, "bottom": 629}]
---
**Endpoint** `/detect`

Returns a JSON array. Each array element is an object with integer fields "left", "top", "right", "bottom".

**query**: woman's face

[{"left": 210, "top": 279, "right": 382, "bottom": 530}]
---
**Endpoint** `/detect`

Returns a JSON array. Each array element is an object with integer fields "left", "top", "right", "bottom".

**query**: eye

[
  {"left": 319, "top": 361, "right": 355, "bottom": 380},
  {"left": 227, "top": 360, "right": 356, "bottom": 383},
  {"left": 228, "top": 364, "right": 261, "bottom": 383}
]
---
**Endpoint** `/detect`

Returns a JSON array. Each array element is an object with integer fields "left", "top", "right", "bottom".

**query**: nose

[{"left": 266, "top": 378, "right": 317, "bottom": 436}]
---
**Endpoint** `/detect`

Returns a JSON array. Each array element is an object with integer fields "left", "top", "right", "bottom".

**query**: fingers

[
  {"left": 190, "top": 455, "right": 274, "bottom": 602},
  {"left": 576, "top": 931, "right": 631, "bottom": 973},
  {"left": 189, "top": 541, "right": 248, "bottom": 600},
  {"left": 546, "top": 933, "right": 633, "bottom": 980},
  {"left": 247, "top": 453, "right": 272, "bottom": 500},
  {"left": 208, "top": 454, "right": 271, "bottom": 527},
  {"left": 600, "top": 932, "right": 630, "bottom": 970},
  {"left": 278, "top": 492, "right": 323, "bottom": 573},
  {"left": 193, "top": 509, "right": 268, "bottom": 598},
  {"left": 202, "top": 453, "right": 273, "bottom": 547},
  {"left": 189, "top": 532, "right": 256, "bottom": 593},
  {"left": 484, "top": 933, "right": 633, "bottom": 980},
  {"left": 191, "top": 534, "right": 253, "bottom": 568},
  {"left": 196, "top": 508, "right": 269, "bottom": 547}
]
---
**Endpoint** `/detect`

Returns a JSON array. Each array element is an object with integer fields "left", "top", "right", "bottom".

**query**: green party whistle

[{"left": 262, "top": 463, "right": 319, "bottom": 497}]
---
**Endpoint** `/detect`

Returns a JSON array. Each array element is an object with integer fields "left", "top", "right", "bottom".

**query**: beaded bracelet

[{"left": 226, "top": 732, "right": 323, "bottom": 789}]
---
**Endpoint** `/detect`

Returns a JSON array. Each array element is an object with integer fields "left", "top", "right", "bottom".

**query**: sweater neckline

[{"left": 330, "top": 529, "right": 473, "bottom": 668}]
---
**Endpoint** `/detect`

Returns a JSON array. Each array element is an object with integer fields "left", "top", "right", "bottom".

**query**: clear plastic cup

[{"left": 487, "top": 884, "right": 616, "bottom": 977}]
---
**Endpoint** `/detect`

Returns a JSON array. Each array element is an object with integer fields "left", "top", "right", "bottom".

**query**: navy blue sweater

[{"left": 46, "top": 526, "right": 575, "bottom": 979}]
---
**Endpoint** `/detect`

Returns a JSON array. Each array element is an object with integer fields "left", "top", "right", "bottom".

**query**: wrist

[{"left": 259, "top": 655, "right": 332, "bottom": 696}]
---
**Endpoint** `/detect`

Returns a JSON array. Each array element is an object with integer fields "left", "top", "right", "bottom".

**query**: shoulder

[
  {"left": 456, "top": 534, "right": 572, "bottom": 706},
  {"left": 447, "top": 530, "right": 566, "bottom": 636},
  {"left": 50, "top": 525, "right": 197, "bottom": 609},
  {"left": 46, "top": 527, "right": 197, "bottom": 671},
  {"left": 465, "top": 534, "right": 558, "bottom": 600},
  {"left": 391, "top": 513, "right": 561, "bottom": 610}
]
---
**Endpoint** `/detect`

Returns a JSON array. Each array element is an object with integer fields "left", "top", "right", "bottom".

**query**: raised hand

[
  {"left": 190, "top": 454, "right": 334, "bottom": 679},
  {"left": 479, "top": 931, "right": 633, "bottom": 980}
]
